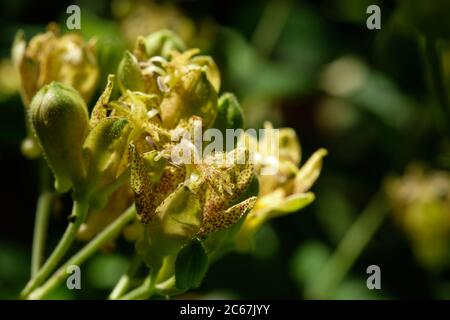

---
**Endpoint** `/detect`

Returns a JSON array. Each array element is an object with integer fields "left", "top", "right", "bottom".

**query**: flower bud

[
  {"left": 29, "top": 82, "right": 89, "bottom": 193},
  {"left": 82, "top": 117, "right": 132, "bottom": 209},
  {"left": 13, "top": 25, "right": 99, "bottom": 105},
  {"left": 117, "top": 50, "right": 145, "bottom": 93},
  {"left": 136, "top": 184, "right": 202, "bottom": 270},
  {"left": 190, "top": 55, "right": 221, "bottom": 92},
  {"left": 160, "top": 68, "right": 218, "bottom": 128},
  {"left": 212, "top": 93, "right": 244, "bottom": 135},
  {"left": 141, "top": 29, "right": 186, "bottom": 59},
  {"left": 12, "top": 25, "right": 99, "bottom": 159}
]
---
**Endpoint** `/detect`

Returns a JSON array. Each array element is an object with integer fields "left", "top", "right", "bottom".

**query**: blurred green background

[{"left": 1, "top": 0, "right": 450, "bottom": 299}]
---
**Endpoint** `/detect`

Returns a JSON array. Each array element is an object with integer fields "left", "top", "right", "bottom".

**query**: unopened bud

[
  {"left": 117, "top": 50, "right": 145, "bottom": 93},
  {"left": 142, "top": 29, "right": 186, "bottom": 59},
  {"left": 29, "top": 82, "right": 89, "bottom": 193}
]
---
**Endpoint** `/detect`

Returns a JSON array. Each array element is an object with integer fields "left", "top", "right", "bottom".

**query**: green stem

[
  {"left": 251, "top": 0, "right": 292, "bottom": 57},
  {"left": 31, "top": 191, "right": 53, "bottom": 276},
  {"left": 305, "top": 192, "right": 389, "bottom": 299},
  {"left": 120, "top": 271, "right": 156, "bottom": 300},
  {"left": 21, "top": 200, "right": 89, "bottom": 299},
  {"left": 423, "top": 36, "right": 450, "bottom": 135},
  {"left": 27, "top": 205, "right": 136, "bottom": 300},
  {"left": 109, "top": 253, "right": 142, "bottom": 300},
  {"left": 31, "top": 160, "right": 53, "bottom": 276}
]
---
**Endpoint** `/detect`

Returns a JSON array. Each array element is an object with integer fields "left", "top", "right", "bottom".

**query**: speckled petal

[{"left": 199, "top": 196, "right": 257, "bottom": 236}]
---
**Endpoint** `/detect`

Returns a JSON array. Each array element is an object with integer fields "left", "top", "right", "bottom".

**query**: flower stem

[
  {"left": 27, "top": 204, "right": 136, "bottom": 300},
  {"left": 120, "top": 271, "right": 156, "bottom": 300},
  {"left": 251, "top": 0, "right": 292, "bottom": 57},
  {"left": 305, "top": 192, "right": 389, "bottom": 299},
  {"left": 31, "top": 191, "right": 53, "bottom": 276},
  {"left": 21, "top": 200, "right": 89, "bottom": 298},
  {"left": 422, "top": 36, "right": 450, "bottom": 135},
  {"left": 109, "top": 253, "right": 142, "bottom": 300},
  {"left": 31, "top": 159, "right": 53, "bottom": 276}
]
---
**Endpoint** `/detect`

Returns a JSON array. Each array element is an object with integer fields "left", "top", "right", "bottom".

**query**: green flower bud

[
  {"left": 160, "top": 69, "right": 218, "bottom": 128},
  {"left": 29, "top": 82, "right": 89, "bottom": 193},
  {"left": 142, "top": 29, "right": 186, "bottom": 59},
  {"left": 82, "top": 117, "right": 132, "bottom": 209},
  {"left": 190, "top": 55, "right": 221, "bottom": 92},
  {"left": 136, "top": 184, "right": 202, "bottom": 270},
  {"left": 117, "top": 50, "right": 145, "bottom": 93},
  {"left": 212, "top": 93, "right": 244, "bottom": 135}
]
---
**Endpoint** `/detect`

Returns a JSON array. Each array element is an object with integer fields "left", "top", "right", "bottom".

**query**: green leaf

[
  {"left": 175, "top": 239, "right": 209, "bottom": 291},
  {"left": 213, "top": 93, "right": 244, "bottom": 137}
]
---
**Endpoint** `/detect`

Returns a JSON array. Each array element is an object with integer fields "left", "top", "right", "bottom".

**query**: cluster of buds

[{"left": 24, "top": 28, "right": 325, "bottom": 293}]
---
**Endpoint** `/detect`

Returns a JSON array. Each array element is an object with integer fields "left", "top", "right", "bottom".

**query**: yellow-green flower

[{"left": 235, "top": 122, "right": 327, "bottom": 251}]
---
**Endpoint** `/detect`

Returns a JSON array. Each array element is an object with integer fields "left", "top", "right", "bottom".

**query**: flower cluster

[{"left": 23, "top": 28, "right": 326, "bottom": 295}]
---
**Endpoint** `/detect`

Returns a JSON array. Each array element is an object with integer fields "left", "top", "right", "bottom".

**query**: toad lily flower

[
  {"left": 235, "top": 122, "right": 327, "bottom": 251},
  {"left": 27, "top": 28, "right": 325, "bottom": 297},
  {"left": 130, "top": 138, "right": 257, "bottom": 270},
  {"left": 13, "top": 24, "right": 99, "bottom": 158}
]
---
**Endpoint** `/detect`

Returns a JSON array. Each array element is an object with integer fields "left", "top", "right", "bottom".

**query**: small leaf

[
  {"left": 212, "top": 93, "right": 244, "bottom": 136},
  {"left": 175, "top": 239, "right": 209, "bottom": 291}
]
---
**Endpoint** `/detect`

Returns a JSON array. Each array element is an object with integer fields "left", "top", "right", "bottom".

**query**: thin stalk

[
  {"left": 31, "top": 160, "right": 53, "bottom": 276},
  {"left": 120, "top": 271, "right": 155, "bottom": 300},
  {"left": 31, "top": 191, "right": 53, "bottom": 276},
  {"left": 305, "top": 192, "right": 389, "bottom": 299},
  {"left": 109, "top": 253, "right": 142, "bottom": 300},
  {"left": 423, "top": 37, "right": 450, "bottom": 135},
  {"left": 251, "top": 0, "right": 292, "bottom": 57},
  {"left": 27, "top": 205, "right": 136, "bottom": 300},
  {"left": 21, "top": 200, "right": 89, "bottom": 298}
]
